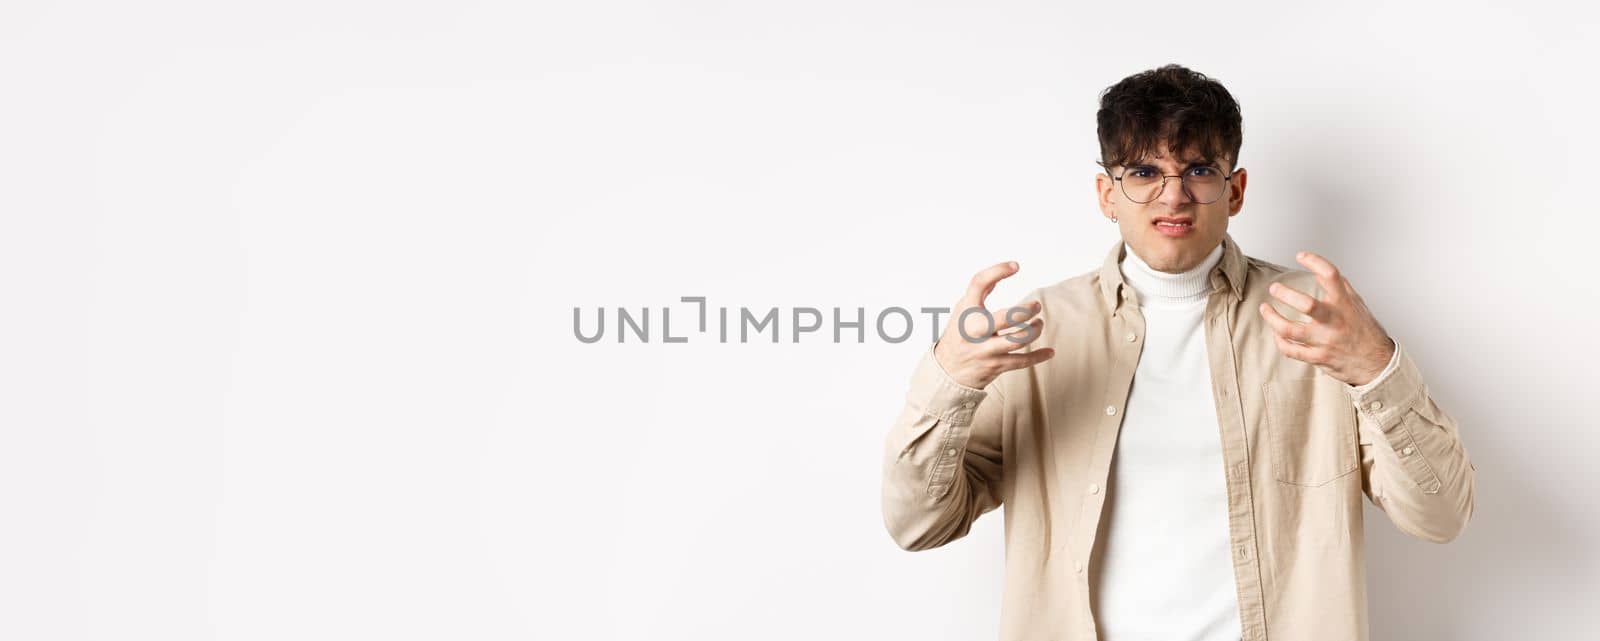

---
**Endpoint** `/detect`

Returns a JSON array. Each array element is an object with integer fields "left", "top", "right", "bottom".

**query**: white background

[{"left": 3, "top": 1, "right": 1598, "bottom": 639}]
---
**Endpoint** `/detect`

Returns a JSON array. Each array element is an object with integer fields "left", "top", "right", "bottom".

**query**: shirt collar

[{"left": 1097, "top": 232, "right": 1247, "bottom": 314}]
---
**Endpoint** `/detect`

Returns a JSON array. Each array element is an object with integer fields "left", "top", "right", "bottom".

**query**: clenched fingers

[
  {"left": 1267, "top": 281, "right": 1325, "bottom": 320},
  {"left": 950, "top": 300, "right": 1042, "bottom": 343},
  {"left": 992, "top": 347, "right": 1056, "bottom": 373},
  {"left": 961, "top": 261, "right": 1020, "bottom": 308},
  {"left": 1295, "top": 251, "right": 1349, "bottom": 303},
  {"left": 995, "top": 300, "right": 1043, "bottom": 332},
  {"left": 987, "top": 317, "right": 1045, "bottom": 351},
  {"left": 1259, "top": 300, "right": 1321, "bottom": 346},
  {"left": 1269, "top": 329, "right": 1327, "bottom": 365}
]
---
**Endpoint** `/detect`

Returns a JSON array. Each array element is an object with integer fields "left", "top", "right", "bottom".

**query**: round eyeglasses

[{"left": 1113, "top": 165, "right": 1239, "bottom": 204}]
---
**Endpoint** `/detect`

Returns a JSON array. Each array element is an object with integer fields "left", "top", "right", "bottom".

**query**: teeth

[{"left": 1157, "top": 221, "right": 1190, "bottom": 227}]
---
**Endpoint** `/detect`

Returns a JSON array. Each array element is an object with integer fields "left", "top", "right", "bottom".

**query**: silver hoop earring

[{"left": 1110, "top": 216, "right": 1118, "bottom": 223}]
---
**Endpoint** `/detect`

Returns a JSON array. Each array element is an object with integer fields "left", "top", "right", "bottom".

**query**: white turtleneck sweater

[
  {"left": 1093, "top": 240, "right": 1242, "bottom": 641},
  {"left": 1092, "top": 240, "right": 1403, "bottom": 641}
]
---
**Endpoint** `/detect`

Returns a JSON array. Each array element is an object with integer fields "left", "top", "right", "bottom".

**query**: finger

[
  {"left": 988, "top": 317, "right": 1046, "bottom": 350},
  {"left": 994, "top": 300, "right": 1043, "bottom": 332},
  {"left": 1271, "top": 330, "right": 1326, "bottom": 365},
  {"left": 1295, "top": 251, "right": 1347, "bottom": 302},
  {"left": 949, "top": 306, "right": 1000, "bottom": 343},
  {"left": 993, "top": 347, "right": 1056, "bottom": 372},
  {"left": 961, "top": 261, "right": 1020, "bottom": 308},
  {"left": 1258, "top": 301, "right": 1319, "bottom": 345},
  {"left": 1267, "top": 281, "right": 1325, "bottom": 319}
]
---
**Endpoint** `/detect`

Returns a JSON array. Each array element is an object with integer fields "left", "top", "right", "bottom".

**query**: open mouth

[{"left": 1153, "top": 219, "right": 1194, "bottom": 236}]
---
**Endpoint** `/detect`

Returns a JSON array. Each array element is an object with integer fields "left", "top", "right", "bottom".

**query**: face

[{"left": 1095, "top": 145, "right": 1247, "bottom": 273}]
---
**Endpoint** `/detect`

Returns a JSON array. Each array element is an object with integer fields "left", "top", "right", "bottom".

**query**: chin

[{"left": 1134, "top": 238, "right": 1201, "bottom": 272}]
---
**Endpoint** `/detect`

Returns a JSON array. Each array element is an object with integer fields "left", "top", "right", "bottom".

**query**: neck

[{"left": 1120, "top": 241, "right": 1225, "bottom": 306}]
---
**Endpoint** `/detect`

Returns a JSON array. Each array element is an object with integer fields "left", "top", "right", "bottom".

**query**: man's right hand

[{"left": 932, "top": 261, "right": 1056, "bottom": 389}]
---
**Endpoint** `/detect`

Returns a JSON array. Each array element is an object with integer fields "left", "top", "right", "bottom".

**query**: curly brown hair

[{"left": 1096, "top": 64, "right": 1243, "bottom": 173}]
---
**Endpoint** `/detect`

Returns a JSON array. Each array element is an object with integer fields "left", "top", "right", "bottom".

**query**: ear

[
  {"left": 1227, "top": 167, "right": 1247, "bottom": 216},
  {"left": 1096, "top": 172, "right": 1118, "bottom": 220}
]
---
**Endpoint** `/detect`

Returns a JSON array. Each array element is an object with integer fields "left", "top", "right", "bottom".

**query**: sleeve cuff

[{"left": 905, "top": 342, "right": 990, "bottom": 425}]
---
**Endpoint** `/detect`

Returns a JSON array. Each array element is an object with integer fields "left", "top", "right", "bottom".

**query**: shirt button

[
  {"left": 963, "top": 402, "right": 975, "bottom": 409},
  {"left": 1105, "top": 405, "right": 1117, "bottom": 416},
  {"left": 1126, "top": 332, "right": 1136, "bottom": 342},
  {"left": 1074, "top": 561, "right": 1084, "bottom": 574},
  {"left": 1088, "top": 483, "right": 1100, "bottom": 495},
  {"left": 946, "top": 448, "right": 957, "bottom": 456},
  {"left": 1368, "top": 401, "right": 1383, "bottom": 410},
  {"left": 1402, "top": 446, "right": 1415, "bottom": 456}
]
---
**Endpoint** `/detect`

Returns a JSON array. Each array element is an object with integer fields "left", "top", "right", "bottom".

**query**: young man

[{"left": 879, "top": 65, "right": 1476, "bottom": 641}]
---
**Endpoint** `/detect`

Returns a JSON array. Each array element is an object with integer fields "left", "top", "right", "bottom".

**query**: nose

[{"left": 1156, "top": 175, "right": 1193, "bottom": 207}]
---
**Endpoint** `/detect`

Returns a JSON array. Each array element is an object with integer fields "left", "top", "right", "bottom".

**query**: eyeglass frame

[{"left": 1110, "top": 164, "right": 1242, "bottom": 205}]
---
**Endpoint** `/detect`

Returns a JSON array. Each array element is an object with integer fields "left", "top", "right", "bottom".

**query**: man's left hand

[{"left": 1258, "top": 251, "right": 1396, "bottom": 387}]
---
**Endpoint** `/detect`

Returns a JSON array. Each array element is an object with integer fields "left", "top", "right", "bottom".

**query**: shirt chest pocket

[{"left": 1263, "top": 376, "right": 1359, "bottom": 487}]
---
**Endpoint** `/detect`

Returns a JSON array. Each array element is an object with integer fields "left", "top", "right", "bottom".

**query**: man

[{"left": 879, "top": 65, "right": 1475, "bottom": 641}]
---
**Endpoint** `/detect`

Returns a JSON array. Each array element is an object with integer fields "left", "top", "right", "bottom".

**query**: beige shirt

[{"left": 879, "top": 233, "right": 1477, "bottom": 641}]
